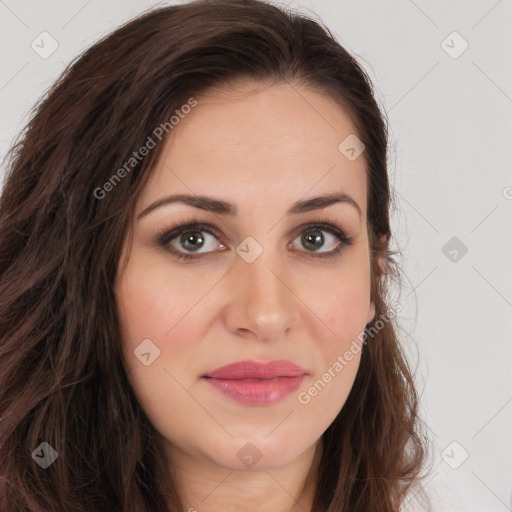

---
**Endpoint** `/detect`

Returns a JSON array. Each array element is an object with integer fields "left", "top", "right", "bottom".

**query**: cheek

[
  {"left": 287, "top": 255, "right": 370, "bottom": 407},
  {"left": 305, "top": 256, "right": 371, "bottom": 348},
  {"left": 115, "top": 256, "right": 227, "bottom": 417},
  {"left": 116, "top": 256, "right": 219, "bottom": 350},
  {"left": 325, "top": 282, "right": 370, "bottom": 340},
  {"left": 115, "top": 262, "right": 218, "bottom": 439}
]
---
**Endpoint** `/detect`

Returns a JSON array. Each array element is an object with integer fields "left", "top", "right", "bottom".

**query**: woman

[{"left": 0, "top": 0, "right": 429, "bottom": 510}]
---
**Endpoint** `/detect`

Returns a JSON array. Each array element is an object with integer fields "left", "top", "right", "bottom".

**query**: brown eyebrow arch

[{"left": 137, "top": 192, "right": 362, "bottom": 220}]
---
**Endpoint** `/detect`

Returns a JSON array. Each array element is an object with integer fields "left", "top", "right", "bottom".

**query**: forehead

[{"left": 138, "top": 80, "right": 368, "bottom": 220}]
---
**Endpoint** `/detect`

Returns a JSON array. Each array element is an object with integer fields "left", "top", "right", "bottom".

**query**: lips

[
  {"left": 203, "top": 360, "right": 307, "bottom": 379},
  {"left": 202, "top": 360, "right": 307, "bottom": 405}
]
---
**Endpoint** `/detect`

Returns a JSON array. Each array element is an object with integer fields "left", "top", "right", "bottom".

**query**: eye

[
  {"left": 155, "top": 221, "right": 226, "bottom": 261},
  {"left": 155, "top": 219, "right": 354, "bottom": 262},
  {"left": 290, "top": 223, "right": 354, "bottom": 258}
]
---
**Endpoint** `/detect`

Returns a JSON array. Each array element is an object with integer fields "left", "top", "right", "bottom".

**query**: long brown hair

[{"left": 0, "top": 1, "right": 429, "bottom": 510}]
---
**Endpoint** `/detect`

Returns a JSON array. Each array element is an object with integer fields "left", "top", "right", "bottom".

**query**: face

[{"left": 115, "top": 80, "right": 375, "bottom": 474}]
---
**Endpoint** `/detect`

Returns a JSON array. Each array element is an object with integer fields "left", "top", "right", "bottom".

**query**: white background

[{"left": 1, "top": 1, "right": 511, "bottom": 510}]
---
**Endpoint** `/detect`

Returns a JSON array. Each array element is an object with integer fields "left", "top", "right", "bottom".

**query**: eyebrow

[{"left": 137, "top": 192, "right": 362, "bottom": 220}]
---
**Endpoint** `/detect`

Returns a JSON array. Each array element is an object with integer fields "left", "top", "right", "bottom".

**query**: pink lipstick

[{"left": 202, "top": 360, "right": 307, "bottom": 405}]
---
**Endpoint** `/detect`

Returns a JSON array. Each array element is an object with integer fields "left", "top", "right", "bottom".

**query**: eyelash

[{"left": 154, "top": 217, "right": 355, "bottom": 262}]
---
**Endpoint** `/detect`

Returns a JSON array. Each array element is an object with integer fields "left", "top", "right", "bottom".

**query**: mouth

[{"left": 201, "top": 360, "right": 307, "bottom": 405}]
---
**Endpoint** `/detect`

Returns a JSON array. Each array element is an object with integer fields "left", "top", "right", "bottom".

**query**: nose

[{"left": 222, "top": 248, "right": 301, "bottom": 341}]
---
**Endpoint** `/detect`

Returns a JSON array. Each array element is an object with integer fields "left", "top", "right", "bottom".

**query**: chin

[{"left": 203, "top": 434, "right": 314, "bottom": 472}]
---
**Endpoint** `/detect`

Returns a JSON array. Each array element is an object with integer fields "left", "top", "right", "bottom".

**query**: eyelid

[{"left": 154, "top": 220, "right": 224, "bottom": 246}]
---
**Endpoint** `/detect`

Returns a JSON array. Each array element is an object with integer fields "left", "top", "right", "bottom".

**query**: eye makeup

[{"left": 153, "top": 216, "right": 355, "bottom": 262}]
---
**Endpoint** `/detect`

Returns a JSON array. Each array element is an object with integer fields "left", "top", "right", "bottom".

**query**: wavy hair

[{"left": 0, "top": 1, "right": 429, "bottom": 510}]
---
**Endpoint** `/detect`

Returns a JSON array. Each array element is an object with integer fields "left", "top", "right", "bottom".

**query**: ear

[
  {"left": 375, "top": 259, "right": 387, "bottom": 280},
  {"left": 367, "top": 252, "right": 386, "bottom": 324},
  {"left": 375, "top": 237, "right": 388, "bottom": 276},
  {"left": 366, "top": 300, "right": 376, "bottom": 325}
]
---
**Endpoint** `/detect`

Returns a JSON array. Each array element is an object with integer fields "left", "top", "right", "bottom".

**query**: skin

[{"left": 115, "top": 79, "right": 376, "bottom": 512}]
